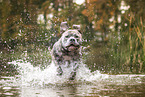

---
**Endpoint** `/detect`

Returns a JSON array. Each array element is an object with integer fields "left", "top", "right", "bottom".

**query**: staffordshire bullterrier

[{"left": 51, "top": 22, "right": 82, "bottom": 80}]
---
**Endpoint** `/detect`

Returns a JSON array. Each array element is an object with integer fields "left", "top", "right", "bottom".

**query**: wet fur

[{"left": 52, "top": 29, "right": 82, "bottom": 80}]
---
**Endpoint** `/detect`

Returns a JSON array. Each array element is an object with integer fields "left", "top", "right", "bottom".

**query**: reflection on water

[
  {"left": 0, "top": 76, "right": 21, "bottom": 97},
  {"left": 1, "top": 76, "right": 145, "bottom": 97},
  {"left": 0, "top": 60, "right": 145, "bottom": 97}
]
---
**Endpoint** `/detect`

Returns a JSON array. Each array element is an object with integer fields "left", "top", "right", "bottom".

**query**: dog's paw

[
  {"left": 69, "top": 72, "right": 76, "bottom": 80},
  {"left": 57, "top": 72, "right": 63, "bottom": 76},
  {"left": 57, "top": 66, "right": 63, "bottom": 76}
]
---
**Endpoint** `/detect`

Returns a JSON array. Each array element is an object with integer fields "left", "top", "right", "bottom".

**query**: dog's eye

[
  {"left": 65, "top": 35, "right": 69, "bottom": 38},
  {"left": 75, "top": 35, "right": 79, "bottom": 38}
]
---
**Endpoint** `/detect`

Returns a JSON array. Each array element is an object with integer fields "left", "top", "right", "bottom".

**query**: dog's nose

[{"left": 70, "top": 38, "right": 75, "bottom": 42}]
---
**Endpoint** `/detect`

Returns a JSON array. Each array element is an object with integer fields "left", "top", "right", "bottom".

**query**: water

[{"left": 1, "top": 60, "right": 145, "bottom": 97}]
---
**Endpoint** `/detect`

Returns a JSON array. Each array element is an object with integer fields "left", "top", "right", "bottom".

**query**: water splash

[
  {"left": 8, "top": 60, "right": 144, "bottom": 87},
  {"left": 8, "top": 60, "right": 107, "bottom": 86}
]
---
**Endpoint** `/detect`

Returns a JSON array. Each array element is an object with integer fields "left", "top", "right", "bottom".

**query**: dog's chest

[
  {"left": 62, "top": 55, "right": 72, "bottom": 60},
  {"left": 62, "top": 51, "right": 79, "bottom": 61}
]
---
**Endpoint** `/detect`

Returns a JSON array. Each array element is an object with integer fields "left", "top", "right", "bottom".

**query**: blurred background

[{"left": 0, "top": 0, "right": 145, "bottom": 74}]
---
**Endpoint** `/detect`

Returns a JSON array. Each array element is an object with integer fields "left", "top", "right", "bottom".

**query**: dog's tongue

[{"left": 68, "top": 46, "right": 77, "bottom": 51}]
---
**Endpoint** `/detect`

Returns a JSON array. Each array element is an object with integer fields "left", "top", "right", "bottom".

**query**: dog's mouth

[
  {"left": 66, "top": 44, "right": 80, "bottom": 51},
  {"left": 67, "top": 44, "right": 79, "bottom": 47}
]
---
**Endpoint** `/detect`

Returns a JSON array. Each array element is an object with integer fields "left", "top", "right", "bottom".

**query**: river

[{"left": 1, "top": 59, "right": 145, "bottom": 97}]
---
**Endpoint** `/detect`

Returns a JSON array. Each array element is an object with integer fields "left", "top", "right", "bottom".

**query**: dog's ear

[
  {"left": 60, "top": 22, "right": 69, "bottom": 33},
  {"left": 72, "top": 25, "right": 82, "bottom": 34}
]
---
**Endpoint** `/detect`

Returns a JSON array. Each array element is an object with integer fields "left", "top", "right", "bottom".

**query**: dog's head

[{"left": 60, "top": 22, "right": 82, "bottom": 52}]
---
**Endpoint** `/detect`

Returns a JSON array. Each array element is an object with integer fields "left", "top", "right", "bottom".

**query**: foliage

[{"left": 0, "top": 0, "right": 145, "bottom": 74}]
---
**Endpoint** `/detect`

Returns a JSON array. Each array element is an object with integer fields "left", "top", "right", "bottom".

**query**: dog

[{"left": 51, "top": 22, "right": 82, "bottom": 80}]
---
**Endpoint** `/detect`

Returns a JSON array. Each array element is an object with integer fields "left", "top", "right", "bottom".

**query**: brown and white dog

[{"left": 51, "top": 22, "right": 82, "bottom": 80}]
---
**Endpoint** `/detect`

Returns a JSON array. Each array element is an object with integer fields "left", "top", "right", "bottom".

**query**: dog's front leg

[
  {"left": 53, "top": 54, "right": 63, "bottom": 76},
  {"left": 57, "top": 65, "right": 63, "bottom": 76},
  {"left": 69, "top": 62, "right": 79, "bottom": 80},
  {"left": 53, "top": 50, "right": 63, "bottom": 75},
  {"left": 55, "top": 59, "right": 63, "bottom": 76}
]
